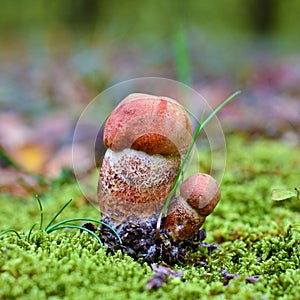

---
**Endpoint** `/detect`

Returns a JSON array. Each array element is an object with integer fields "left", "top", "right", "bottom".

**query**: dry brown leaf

[{"left": 0, "top": 168, "right": 48, "bottom": 199}]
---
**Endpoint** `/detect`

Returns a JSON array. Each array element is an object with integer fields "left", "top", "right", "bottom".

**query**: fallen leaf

[
  {"left": 0, "top": 168, "right": 48, "bottom": 199},
  {"left": 146, "top": 264, "right": 183, "bottom": 290},
  {"left": 220, "top": 269, "right": 260, "bottom": 286},
  {"left": 200, "top": 243, "right": 220, "bottom": 256}
]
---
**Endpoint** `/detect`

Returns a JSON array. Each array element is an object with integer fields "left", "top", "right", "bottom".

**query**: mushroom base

[{"left": 97, "top": 216, "right": 208, "bottom": 265}]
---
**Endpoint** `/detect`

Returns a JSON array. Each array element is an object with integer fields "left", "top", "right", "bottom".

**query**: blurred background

[{"left": 1, "top": 0, "right": 300, "bottom": 197}]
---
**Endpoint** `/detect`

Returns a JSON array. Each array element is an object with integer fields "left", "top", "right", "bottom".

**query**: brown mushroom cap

[
  {"left": 103, "top": 93, "right": 192, "bottom": 156},
  {"left": 180, "top": 173, "right": 221, "bottom": 216}
]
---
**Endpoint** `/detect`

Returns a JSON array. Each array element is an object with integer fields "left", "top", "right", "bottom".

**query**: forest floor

[{"left": 1, "top": 134, "right": 299, "bottom": 300}]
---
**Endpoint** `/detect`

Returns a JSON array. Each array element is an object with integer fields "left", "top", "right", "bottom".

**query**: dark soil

[{"left": 92, "top": 217, "right": 217, "bottom": 265}]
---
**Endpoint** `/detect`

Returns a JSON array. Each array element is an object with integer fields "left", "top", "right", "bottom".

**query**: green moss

[{"left": 0, "top": 135, "right": 299, "bottom": 299}]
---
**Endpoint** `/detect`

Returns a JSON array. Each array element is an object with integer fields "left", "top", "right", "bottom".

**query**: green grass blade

[
  {"left": 161, "top": 91, "right": 241, "bottom": 216},
  {"left": 35, "top": 195, "right": 44, "bottom": 230},
  {"left": 155, "top": 113, "right": 204, "bottom": 238},
  {"left": 174, "top": 25, "right": 192, "bottom": 85},
  {"left": 45, "top": 217, "right": 122, "bottom": 244},
  {"left": 44, "top": 199, "right": 73, "bottom": 231},
  {"left": 161, "top": 111, "right": 205, "bottom": 215},
  {"left": 156, "top": 91, "right": 241, "bottom": 238},
  {"left": 0, "top": 229, "right": 22, "bottom": 240},
  {"left": 48, "top": 225, "right": 103, "bottom": 246},
  {"left": 27, "top": 222, "right": 38, "bottom": 241},
  {"left": 199, "top": 91, "right": 241, "bottom": 130},
  {"left": 181, "top": 109, "right": 206, "bottom": 175}
]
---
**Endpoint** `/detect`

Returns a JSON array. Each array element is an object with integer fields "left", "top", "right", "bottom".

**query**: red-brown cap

[
  {"left": 180, "top": 173, "right": 221, "bottom": 216},
  {"left": 103, "top": 93, "right": 192, "bottom": 156}
]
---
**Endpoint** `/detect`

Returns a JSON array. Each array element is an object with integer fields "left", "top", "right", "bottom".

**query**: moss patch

[{"left": 1, "top": 135, "right": 299, "bottom": 299}]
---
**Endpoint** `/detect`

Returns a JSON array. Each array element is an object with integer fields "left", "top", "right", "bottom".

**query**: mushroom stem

[{"left": 99, "top": 148, "right": 180, "bottom": 224}]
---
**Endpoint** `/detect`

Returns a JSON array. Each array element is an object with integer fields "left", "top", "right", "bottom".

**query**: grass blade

[
  {"left": 174, "top": 25, "right": 192, "bottom": 85},
  {"left": 156, "top": 91, "right": 241, "bottom": 238},
  {"left": 46, "top": 217, "right": 122, "bottom": 244},
  {"left": 35, "top": 195, "right": 44, "bottom": 230},
  {"left": 27, "top": 222, "right": 38, "bottom": 241},
  {"left": 199, "top": 91, "right": 241, "bottom": 130},
  {"left": 162, "top": 90, "right": 240, "bottom": 216},
  {"left": 0, "top": 229, "right": 22, "bottom": 240},
  {"left": 44, "top": 199, "right": 73, "bottom": 231}
]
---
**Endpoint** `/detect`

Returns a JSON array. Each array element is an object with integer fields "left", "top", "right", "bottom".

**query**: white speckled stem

[{"left": 98, "top": 148, "right": 180, "bottom": 224}]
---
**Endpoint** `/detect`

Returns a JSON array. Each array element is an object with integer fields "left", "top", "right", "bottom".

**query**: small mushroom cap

[
  {"left": 180, "top": 173, "right": 221, "bottom": 216},
  {"left": 103, "top": 93, "right": 192, "bottom": 156}
]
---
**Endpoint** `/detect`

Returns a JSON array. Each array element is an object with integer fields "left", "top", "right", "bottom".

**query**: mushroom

[
  {"left": 163, "top": 173, "right": 221, "bottom": 240},
  {"left": 98, "top": 93, "right": 220, "bottom": 240}
]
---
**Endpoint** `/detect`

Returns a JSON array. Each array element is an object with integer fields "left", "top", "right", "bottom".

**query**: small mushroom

[
  {"left": 98, "top": 93, "right": 220, "bottom": 241},
  {"left": 163, "top": 173, "right": 221, "bottom": 240}
]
